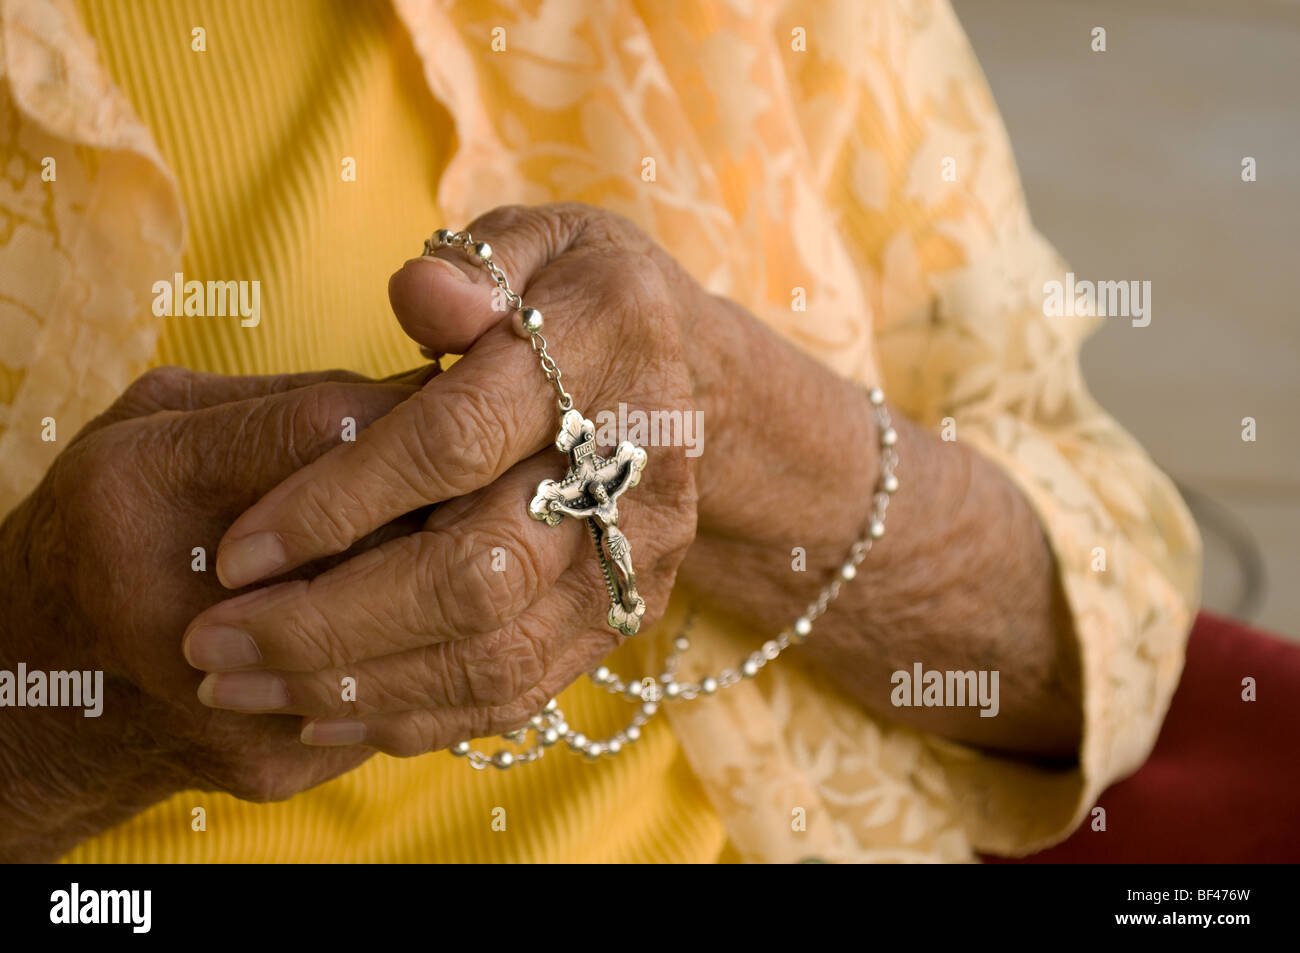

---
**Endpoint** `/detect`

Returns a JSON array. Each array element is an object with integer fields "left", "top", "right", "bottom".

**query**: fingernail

[
  {"left": 412, "top": 255, "right": 472, "bottom": 283},
  {"left": 301, "top": 719, "right": 368, "bottom": 746},
  {"left": 217, "top": 532, "right": 287, "bottom": 588},
  {"left": 185, "top": 624, "right": 262, "bottom": 670},
  {"left": 198, "top": 671, "right": 289, "bottom": 711}
]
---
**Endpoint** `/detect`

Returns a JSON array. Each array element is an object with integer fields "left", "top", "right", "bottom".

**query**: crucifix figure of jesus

[{"left": 529, "top": 409, "right": 648, "bottom": 636}]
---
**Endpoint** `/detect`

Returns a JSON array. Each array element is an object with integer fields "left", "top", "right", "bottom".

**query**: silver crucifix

[{"left": 529, "top": 409, "right": 647, "bottom": 636}]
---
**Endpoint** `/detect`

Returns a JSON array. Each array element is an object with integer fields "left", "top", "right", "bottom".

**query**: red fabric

[{"left": 982, "top": 611, "right": 1300, "bottom": 863}]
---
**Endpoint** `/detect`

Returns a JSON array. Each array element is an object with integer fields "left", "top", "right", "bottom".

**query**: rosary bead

[
  {"left": 512, "top": 307, "right": 544, "bottom": 338},
  {"left": 432, "top": 230, "right": 899, "bottom": 773}
]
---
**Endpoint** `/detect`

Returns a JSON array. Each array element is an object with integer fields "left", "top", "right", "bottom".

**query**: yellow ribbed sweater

[{"left": 69, "top": 0, "right": 730, "bottom": 863}]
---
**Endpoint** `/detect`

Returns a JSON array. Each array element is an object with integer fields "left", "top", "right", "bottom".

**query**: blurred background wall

[{"left": 953, "top": 0, "right": 1300, "bottom": 637}]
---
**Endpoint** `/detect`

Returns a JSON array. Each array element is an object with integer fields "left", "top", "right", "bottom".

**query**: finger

[
  {"left": 90, "top": 366, "right": 378, "bottom": 431},
  {"left": 194, "top": 570, "right": 595, "bottom": 718},
  {"left": 389, "top": 203, "right": 593, "bottom": 353},
  {"left": 188, "top": 455, "right": 587, "bottom": 671},
  {"left": 213, "top": 324, "right": 565, "bottom": 588},
  {"left": 168, "top": 381, "right": 417, "bottom": 494},
  {"left": 297, "top": 590, "right": 616, "bottom": 755}
]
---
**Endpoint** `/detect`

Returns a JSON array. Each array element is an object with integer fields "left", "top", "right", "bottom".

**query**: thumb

[{"left": 388, "top": 203, "right": 590, "bottom": 353}]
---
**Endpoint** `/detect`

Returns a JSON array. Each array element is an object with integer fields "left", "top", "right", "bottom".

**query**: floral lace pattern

[{"left": 1, "top": 0, "right": 1200, "bottom": 862}]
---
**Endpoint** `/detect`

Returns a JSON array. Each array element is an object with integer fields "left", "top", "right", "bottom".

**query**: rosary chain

[
  {"left": 424, "top": 228, "right": 898, "bottom": 769},
  {"left": 427, "top": 229, "right": 573, "bottom": 411}
]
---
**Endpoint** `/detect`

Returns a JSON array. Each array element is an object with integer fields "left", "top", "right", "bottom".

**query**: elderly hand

[
  {"left": 188, "top": 204, "right": 712, "bottom": 755},
  {"left": 0, "top": 367, "right": 425, "bottom": 859},
  {"left": 186, "top": 200, "right": 1084, "bottom": 763}
]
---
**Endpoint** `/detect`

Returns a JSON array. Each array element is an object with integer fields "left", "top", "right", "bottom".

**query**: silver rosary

[{"left": 424, "top": 228, "right": 899, "bottom": 769}]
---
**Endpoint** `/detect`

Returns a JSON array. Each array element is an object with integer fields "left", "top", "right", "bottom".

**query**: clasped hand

[{"left": 184, "top": 204, "right": 705, "bottom": 758}]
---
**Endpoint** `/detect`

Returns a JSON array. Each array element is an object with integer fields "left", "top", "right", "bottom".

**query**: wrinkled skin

[
  {"left": 184, "top": 203, "right": 1079, "bottom": 763},
  {"left": 2, "top": 203, "right": 1082, "bottom": 861},
  {"left": 185, "top": 205, "right": 704, "bottom": 755},
  {"left": 0, "top": 367, "right": 429, "bottom": 858}
]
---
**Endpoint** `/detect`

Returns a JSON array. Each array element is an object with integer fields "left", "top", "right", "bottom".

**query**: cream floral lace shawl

[{"left": 0, "top": 0, "right": 1200, "bottom": 862}]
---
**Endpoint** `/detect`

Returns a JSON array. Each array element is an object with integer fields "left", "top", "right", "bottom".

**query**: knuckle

[
  {"left": 50, "top": 429, "right": 155, "bottom": 568},
  {"left": 602, "top": 263, "right": 672, "bottom": 324},
  {"left": 448, "top": 623, "right": 547, "bottom": 708},
  {"left": 531, "top": 202, "right": 594, "bottom": 251},
  {"left": 471, "top": 202, "right": 597, "bottom": 274},
  {"left": 416, "top": 531, "right": 518, "bottom": 637},
  {"left": 658, "top": 452, "right": 698, "bottom": 521},
  {"left": 412, "top": 641, "right": 465, "bottom": 709},
  {"left": 288, "top": 477, "right": 360, "bottom": 555},
  {"left": 452, "top": 387, "right": 512, "bottom": 480},
  {"left": 481, "top": 521, "right": 543, "bottom": 616},
  {"left": 121, "top": 365, "right": 190, "bottom": 408},
  {"left": 277, "top": 582, "right": 342, "bottom": 669},
  {"left": 567, "top": 203, "right": 628, "bottom": 248},
  {"left": 52, "top": 437, "right": 122, "bottom": 523},
  {"left": 410, "top": 386, "right": 510, "bottom": 494},
  {"left": 281, "top": 383, "right": 340, "bottom": 462},
  {"left": 470, "top": 535, "right": 530, "bottom": 631},
  {"left": 389, "top": 535, "right": 440, "bottom": 639},
  {"left": 654, "top": 517, "right": 696, "bottom": 577},
  {"left": 461, "top": 556, "right": 517, "bottom": 634}
]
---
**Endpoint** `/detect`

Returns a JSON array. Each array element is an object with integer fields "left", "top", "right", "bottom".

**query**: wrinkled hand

[
  {"left": 1, "top": 367, "right": 423, "bottom": 808},
  {"left": 189, "top": 204, "right": 712, "bottom": 755}
]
